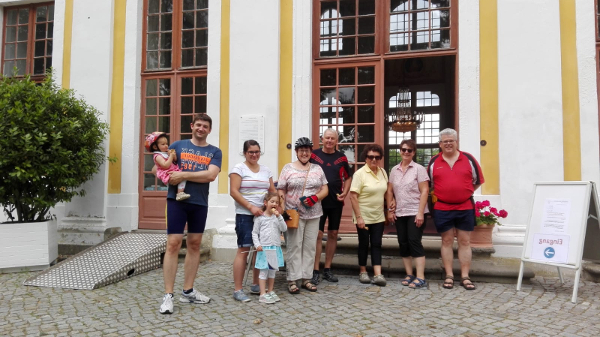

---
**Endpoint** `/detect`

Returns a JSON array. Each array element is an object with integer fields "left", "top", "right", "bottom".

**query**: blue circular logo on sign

[{"left": 544, "top": 247, "right": 555, "bottom": 259}]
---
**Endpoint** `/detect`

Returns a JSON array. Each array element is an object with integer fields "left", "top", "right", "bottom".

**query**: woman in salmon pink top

[{"left": 386, "top": 139, "right": 430, "bottom": 289}]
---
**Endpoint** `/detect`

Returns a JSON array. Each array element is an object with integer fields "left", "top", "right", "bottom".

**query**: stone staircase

[{"left": 316, "top": 234, "right": 536, "bottom": 284}]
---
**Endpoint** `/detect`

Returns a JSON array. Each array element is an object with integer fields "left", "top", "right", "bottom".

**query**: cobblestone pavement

[{"left": 2, "top": 261, "right": 600, "bottom": 336}]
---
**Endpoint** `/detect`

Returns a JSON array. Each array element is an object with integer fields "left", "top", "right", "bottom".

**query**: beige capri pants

[{"left": 285, "top": 217, "right": 320, "bottom": 281}]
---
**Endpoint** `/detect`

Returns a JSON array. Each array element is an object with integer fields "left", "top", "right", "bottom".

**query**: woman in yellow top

[{"left": 349, "top": 144, "right": 388, "bottom": 286}]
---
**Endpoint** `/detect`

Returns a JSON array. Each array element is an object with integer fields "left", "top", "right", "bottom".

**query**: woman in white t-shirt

[{"left": 229, "top": 140, "right": 276, "bottom": 302}]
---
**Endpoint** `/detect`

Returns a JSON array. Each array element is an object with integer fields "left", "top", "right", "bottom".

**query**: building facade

[{"left": 1, "top": 0, "right": 599, "bottom": 259}]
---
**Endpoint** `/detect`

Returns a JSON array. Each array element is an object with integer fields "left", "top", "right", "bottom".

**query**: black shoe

[
  {"left": 322, "top": 269, "right": 338, "bottom": 282},
  {"left": 311, "top": 271, "right": 320, "bottom": 285}
]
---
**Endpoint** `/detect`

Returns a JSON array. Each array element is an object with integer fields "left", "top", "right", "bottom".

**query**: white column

[
  {"left": 60, "top": 0, "right": 115, "bottom": 245},
  {"left": 211, "top": 0, "right": 281, "bottom": 260}
]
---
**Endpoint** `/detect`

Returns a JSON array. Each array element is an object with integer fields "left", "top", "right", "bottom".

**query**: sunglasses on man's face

[
  {"left": 366, "top": 155, "right": 382, "bottom": 161},
  {"left": 400, "top": 148, "right": 413, "bottom": 153}
]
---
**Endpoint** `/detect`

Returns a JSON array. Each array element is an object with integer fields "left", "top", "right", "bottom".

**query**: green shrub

[{"left": 0, "top": 74, "right": 109, "bottom": 222}]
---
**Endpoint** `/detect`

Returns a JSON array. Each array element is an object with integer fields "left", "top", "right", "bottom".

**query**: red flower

[
  {"left": 490, "top": 207, "right": 497, "bottom": 214},
  {"left": 499, "top": 210, "right": 508, "bottom": 218},
  {"left": 484, "top": 211, "right": 490, "bottom": 217},
  {"left": 482, "top": 200, "right": 490, "bottom": 207},
  {"left": 475, "top": 201, "right": 483, "bottom": 209},
  {"left": 475, "top": 210, "right": 480, "bottom": 217}
]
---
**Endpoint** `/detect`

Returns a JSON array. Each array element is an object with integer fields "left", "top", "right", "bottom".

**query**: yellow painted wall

[
  {"left": 279, "top": 0, "right": 293, "bottom": 174},
  {"left": 479, "top": 0, "right": 499, "bottom": 195},
  {"left": 61, "top": 0, "right": 74, "bottom": 89},
  {"left": 107, "top": 0, "right": 127, "bottom": 193},
  {"left": 218, "top": 0, "right": 231, "bottom": 194},
  {"left": 559, "top": 0, "right": 581, "bottom": 181}
]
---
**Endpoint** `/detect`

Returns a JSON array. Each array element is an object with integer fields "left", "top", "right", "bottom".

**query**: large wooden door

[
  {"left": 139, "top": 74, "right": 208, "bottom": 229},
  {"left": 312, "top": 61, "right": 383, "bottom": 234}
]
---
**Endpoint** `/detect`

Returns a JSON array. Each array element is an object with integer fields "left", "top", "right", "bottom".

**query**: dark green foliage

[{"left": 0, "top": 74, "right": 109, "bottom": 222}]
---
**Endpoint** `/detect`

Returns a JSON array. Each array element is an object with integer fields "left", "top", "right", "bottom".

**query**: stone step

[
  {"left": 329, "top": 234, "right": 495, "bottom": 259},
  {"left": 316, "top": 253, "right": 535, "bottom": 284},
  {"left": 316, "top": 234, "right": 534, "bottom": 284},
  {"left": 176, "top": 247, "right": 211, "bottom": 263}
]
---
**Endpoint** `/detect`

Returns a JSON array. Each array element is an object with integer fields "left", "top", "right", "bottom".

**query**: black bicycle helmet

[{"left": 294, "top": 137, "right": 313, "bottom": 150}]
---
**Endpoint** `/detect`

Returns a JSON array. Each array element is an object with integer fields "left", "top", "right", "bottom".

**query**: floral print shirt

[{"left": 277, "top": 163, "right": 328, "bottom": 220}]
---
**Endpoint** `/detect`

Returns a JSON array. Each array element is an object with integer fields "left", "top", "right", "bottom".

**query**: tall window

[
  {"left": 2, "top": 3, "right": 54, "bottom": 77},
  {"left": 389, "top": 0, "right": 451, "bottom": 52},
  {"left": 313, "top": 0, "right": 456, "bottom": 171},
  {"left": 318, "top": 65, "right": 378, "bottom": 164},
  {"left": 141, "top": 0, "right": 209, "bottom": 193},
  {"left": 319, "top": 0, "right": 376, "bottom": 57}
]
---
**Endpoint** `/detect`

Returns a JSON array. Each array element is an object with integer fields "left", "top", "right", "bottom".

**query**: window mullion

[
  {"left": 172, "top": 0, "right": 181, "bottom": 71},
  {"left": 27, "top": 5, "right": 35, "bottom": 76}
]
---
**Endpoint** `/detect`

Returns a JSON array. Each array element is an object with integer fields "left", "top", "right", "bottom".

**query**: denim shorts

[
  {"left": 235, "top": 214, "right": 255, "bottom": 248},
  {"left": 433, "top": 209, "right": 475, "bottom": 233}
]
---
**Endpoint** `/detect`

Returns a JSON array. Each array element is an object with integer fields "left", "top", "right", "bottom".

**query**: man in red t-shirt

[
  {"left": 310, "top": 129, "right": 352, "bottom": 284},
  {"left": 427, "top": 128, "right": 484, "bottom": 291}
]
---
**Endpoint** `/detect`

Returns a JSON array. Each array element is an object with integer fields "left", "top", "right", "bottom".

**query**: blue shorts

[
  {"left": 235, "top": 214, "right": 255, "bottom": 248},
  {"left": 166, "top": 199, "right": 208, "bottom": 234},
  {"left": 433, "top": 209, "right": 475, "bottom": 233}
]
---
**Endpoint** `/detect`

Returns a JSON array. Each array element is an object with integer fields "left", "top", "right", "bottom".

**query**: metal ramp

[{"left": 24, "top": 232, "right": 167, "bottom": 290}]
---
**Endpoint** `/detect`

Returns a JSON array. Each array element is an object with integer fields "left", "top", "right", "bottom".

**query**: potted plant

[
  {"left": 0, "top": 73, "right": 109, "bottom": 271},
  {"left": 471, "top": 200, "right": 508, "bottom": 248}
]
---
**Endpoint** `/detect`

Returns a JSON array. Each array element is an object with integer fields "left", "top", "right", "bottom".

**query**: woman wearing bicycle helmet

[{"left": 277, "top": 137, "right": 328, "bottom": 293}]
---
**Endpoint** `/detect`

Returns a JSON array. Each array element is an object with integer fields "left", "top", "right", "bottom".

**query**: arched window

[
  {"left": 320, "top": 8, "right": 343, "bottom": 53},
  {"left": 389, "top": 0, "right": 451, "bottom": 52}
]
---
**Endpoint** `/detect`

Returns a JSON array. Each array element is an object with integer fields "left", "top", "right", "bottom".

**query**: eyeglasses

[
  {"left": 439, "top": 139, "right": 456, "bottom": 144},
  {"left": 247, "top": 151, "right": 261, "bottom": 155},
  {"left": 400, "top": 148, "right": 413, "bottom": 153},
  {"left": 366, "top": 155, "right": 382, "bottom": 161}
]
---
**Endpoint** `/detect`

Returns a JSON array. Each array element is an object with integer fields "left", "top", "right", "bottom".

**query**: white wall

[
  {"left": 498, "top": 0, "right": 564, "bottom": 227},
  {"left": 292, "top": 0, "right": 312, "bottom": 164},
  {"left": 576, "top": 0, "right": 600, "bottom": 186},
  {"left": 63, "top": 0, "right": 114, "bottom": 219},
  {"left": 106, "top": 0, "right": 143, "bottom": 231},
  {"left": 457, "top": 0, "right": 480, "bottom": 160},
  {"left": 228, "top": 0, "right": 280, "bottom": 176}
]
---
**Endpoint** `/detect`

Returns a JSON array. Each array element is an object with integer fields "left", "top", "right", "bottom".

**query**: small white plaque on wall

[{"left": 239, "top": 115, "right": 265, "bottom": 154}]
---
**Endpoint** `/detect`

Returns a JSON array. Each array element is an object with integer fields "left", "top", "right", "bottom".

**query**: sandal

[
  {"left": 301, "top": 281, "right": 318, "bottom": 292},
  {"left": 460, "top": 277, "right": 476, "bottom": 290},
  {"left": 288, "top": 282, "right": 300, "bottom": 294},
  {"left": 401, "top": 275, "right": 416, "bottom": 286},
  {"left": 408, "top": 277, "right": 428, "bottom": 290},
  {"left": 443, "top": 275, "right": 454, "bottom": 289}
]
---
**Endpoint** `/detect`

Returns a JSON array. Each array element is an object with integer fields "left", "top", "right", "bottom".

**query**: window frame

[
  {"left": 139, "top": 0, "right": 209, "bottom": 199},
  {"left": 313, "top": 0, "right": 458, "bottom": 62},
  {"left": 141, "top": 0, "right": 209, "bottom": 73},
  {"left": 1, "top": 1, "right": 54, "bottom": 79},
  {"left": 312, "top": 60, "right": 385, "bottom": 170}
]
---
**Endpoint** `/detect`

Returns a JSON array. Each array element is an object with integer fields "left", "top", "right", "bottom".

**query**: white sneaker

[
  {"left": 159, "top": 294, "right": 174, "bottom": 314},
  {"left": 259, "top": 294, "right": 275, "bottom": 304},
  {"left": 268, "top": 291, "right": 280, "bottom": 302},
  {"left": 176, "top": 192, "right": 191, "bottom": 201},
  {"left": 179, "top": 289, "right": 210, "bottom": 304}
]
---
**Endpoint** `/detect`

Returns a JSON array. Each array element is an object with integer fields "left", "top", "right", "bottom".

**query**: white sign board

[
  {"left": 517, "top": 181, "right": 600, "bottom": 303},
  {"left": 530, "top": 234, "right": 570, "bottom": 264},
  {"left": 238, "top": 115, "right": 265, "bottom": 155}
]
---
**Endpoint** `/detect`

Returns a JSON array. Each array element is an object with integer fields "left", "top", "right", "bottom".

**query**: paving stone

[{"left": 3, "top": 262, "right": 600, "bottom": 335}]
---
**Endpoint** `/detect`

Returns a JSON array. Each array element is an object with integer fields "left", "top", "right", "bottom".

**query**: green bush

[{"left": 0, "top": 74, "right": 109, "bottom": 222}]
